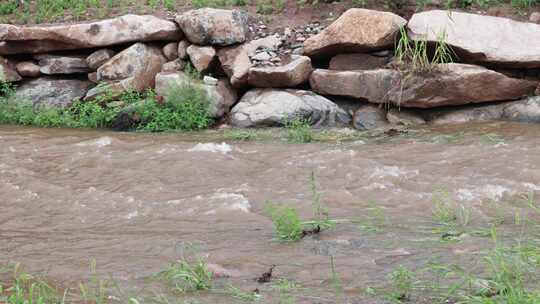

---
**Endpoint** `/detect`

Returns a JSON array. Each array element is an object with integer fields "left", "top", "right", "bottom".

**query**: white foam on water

[
  {"left": 188, "top": 142, "right": 232, "bottom": 154},
  {"left": 523, "top": 183, "right": 540, "bottom": 191},
  {"left": 456, "top": 189, "right": 475, "bottom": 202},
  {"left": 205, "top": 192, "right": 251, "bottom": 214},
  {"left": 125, "top": 210, "right": 139, "bottom": 219},
  {"left": 370, "top": 166, "right": 419, "bottom": 179},
  {"left": 76, "top": 136, "right": 112, "bottom": 148}
]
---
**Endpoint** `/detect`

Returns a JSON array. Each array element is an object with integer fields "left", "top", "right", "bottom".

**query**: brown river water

[{"left": 1, "top": 123, "right": 540, "bottom": 303}]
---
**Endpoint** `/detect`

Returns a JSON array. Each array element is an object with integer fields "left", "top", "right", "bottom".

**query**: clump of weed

[
  {"left": 79, "top": 259, "right": 110, "bottom": 304},
  {"left": 394, "top": 26, "right": 455, "bottom": 74},
  {"left": 285, "top": 117, "right": 313, "bottom": 143},
  {"left": 226, "top": 285, "right": 262, "bottom": 301},
  {"left": 0, "top": 262, "right": 65, "bottom": 304},
  {"left": 158, "top": 257, "right": 213, "bottom": 293},
  {"left": 264, "top": 173, "right": 339, "bottom": 241},
  {"left": 224, "top": 129, "right": 259, "bottom": 141},
  {"left": 388, "top": 265, "right": 414, "bottom": 302}
]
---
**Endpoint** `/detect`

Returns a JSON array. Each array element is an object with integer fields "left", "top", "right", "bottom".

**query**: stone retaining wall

[{"left": 1, "top": 7, "right": 540, "bottom": 129}]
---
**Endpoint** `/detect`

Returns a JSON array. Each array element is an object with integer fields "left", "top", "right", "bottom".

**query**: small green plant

[
  {"left": 271, "top": 279, "right": 300, "bottom": 304},
  {"left": 158, "top": 258, "right": 213, "bottom": 293},
  {"left": 2, "top": 263, "right": 63, "bottom": 304},
  {"left": 388, "top": 265, "right": 414, "bottom": 302},
  {"left": 264, "top": 202, "right": 305, "bottom": 241},
  {"left": 431, "top": 189, "right": 470, "bottom": 228},
  {"left": 330, "top": 256, "right": 343, "bottom": 301},
  {"left": 395, "top": 26, "right": 455, "bottom": 73},
  {"left": 256, "top": 0, "right": 274, "bottom": 14},
  {"left": 285, "top": 117, "right": 313, "bottom": 143}
]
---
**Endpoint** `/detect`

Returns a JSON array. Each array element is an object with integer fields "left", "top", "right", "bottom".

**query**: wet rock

[
  {"left": 0, "top": 56, "right": 21, "bottom": 82},
  {"left": 310, "top": 68, "right": 399, "bottom": 102},
  {"left": 229, "top": 88, "right": 350, "bottom": 127},
  {"left": 386, "top": 108, "right": 426, "bottom": 126},
  {"left": 175, "top": 8, "right": 248, "bottom": 46},
  {"left": 161, "top": 59, "right": 186, "bottom": 73},
  {"left": 428, "top": 103, "right": 505, "bottom": 125},
  {"left": 155, "top": 72, "right": 237, "bottom": 118},
  {"left": 15, "top": 61, "right": 40, "bottom": 78},
  {"left": 248, "top": 55, "right": 312, "bottom": 88},
  {"left": 14, "top": 77, "right": 93, "bottom": 108},
  {"left": 162, "top": 42, "right": 179, "bottom": 61},
  {"left": 388, "top": 64, "right": 537, "bottom": 108},
  {"left": 503, "top": 97, "right": 540, "bottom": 123},
  {"left": 87, "top": 43, "right": 165, "bottom": 100},
  {"left": 353, "top": 105, "right": 388, "bottom": 130},
  {"left": 329, "top": 53, "right": 389, "bottom": 70},
  {"left": 217, "top": 35, "right": 281, "bottom": 88},
  {"left": 86, "top": 49, "right": 115, "bottom": 70},
  {"left": 0, "top": 15, "right": 182, "bottom": 55},
  {"left": 36, "top": 54, "right": 90, "bottom": 75},
  {"left": 303, "top": 9, "right": 406, "bottom": 58},
  {"left": 408, "top": 10, "right": 540, "bottom": 68},
  {"left": 177, "top": 40, "right": 190, "bottom": 60},
  {"left": 186, "top": 45, "right": 216, "bottom": 74}
]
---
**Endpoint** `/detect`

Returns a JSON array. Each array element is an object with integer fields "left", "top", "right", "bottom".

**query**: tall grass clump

[
  {"left": 394, "top": 26, "right": 455, "bottom": 73},
  {"left": 158, "top": 256, "right": 213, "bottom": 293}
]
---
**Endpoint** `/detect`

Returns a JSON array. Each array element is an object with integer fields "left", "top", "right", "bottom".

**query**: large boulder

[
  {"left": 310, "top": 69, "right": 399, "bottom": 102},
  {"left": 408, "top": 10, "right": 540, "bottom": 68},
  {"left": 0, "top": 56, "right": 21, "bottom": 82},
  {"left": 36, "top": 54, "right": 90, "bottom": 75},
  {"left": 0, "top": 15, "right": 182, "bottom": 55},
  {"left": 186, "top": 45, "right": 216, "bottom": 73},
  {"left": 175, "top": 8, "right": 249, "bottom": 46},
  {"left": 14, "top": 77, "right": 93, "bottom": 108},
  {"left": 303, "top": 9, "right": 406, "bottom": 58},
  {"left": 162, "top": 42, "right": 179, "bottom": 61},
  {"left": 247, "top": 55, "right": 312, "bottom": 88},
  {"left": 229, "top": 89, "right": 350, "bottom": 127},
  {"left": 93, "top": 43, "right": 166, "bottom": 96},
  {"left": 218, "top": 35, "right": 281, "bottom": 88},
  {"left": 155, "top": 72, "right": 237, "bottom": 118},
  {"left": 387, "top": 64, "right": 537, "bottom": 108},
  {"left": 353, "top": 105, "right": 388, "bottom": 130},
  {"left": 502, "top": 97, "right": 540, "bottom": 123},
  {"left": 329, "top": 53, "right": 389, "bottom": 71}
]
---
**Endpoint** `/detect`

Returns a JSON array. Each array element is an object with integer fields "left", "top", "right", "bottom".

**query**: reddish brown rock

[
  {"left": 162, "top": 42, "right": 179, "bottom": 61},
  {"left": 186, "top": 45, "right": 216, "bottom": 73},
  {"left": 303, "top": 9, "right": 406, "bottom": 58},
  {"left": 247, "top": 56, "right": 312, "bottom": 88},
  {"left": 218, "top": 35, "right": 281, "bottom": 88},
  {"left": 388, "top": 64, "right": 537, "bottom": 108},
  {"left": 16, "top": 61, "right": 40, "bottom": 78},
  {"left": 310, "top": 68, "right": 399, "bottom": 102},
  {"left": 0, "top": 15, "right": 182, "bottom": 55}
]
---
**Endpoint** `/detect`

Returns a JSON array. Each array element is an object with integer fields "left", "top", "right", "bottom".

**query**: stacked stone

[{"left": 1, "top": 8, "right": 540, "bottom": 129}]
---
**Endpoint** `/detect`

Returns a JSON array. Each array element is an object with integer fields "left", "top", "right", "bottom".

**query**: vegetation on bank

[
  {"left": 0, "top": 0, "right": 538, "bottom": 24},
  {"left": 0, "top": 81, "right": 213, "bottom": 132}
]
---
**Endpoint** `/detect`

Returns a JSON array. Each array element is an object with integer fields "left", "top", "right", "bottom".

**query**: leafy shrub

[
  {"left": 137, "top": 83, "right": 211, "bottom": 132},
  {"left": 264, "top": 202, "right": 305, "bottom": 241}
]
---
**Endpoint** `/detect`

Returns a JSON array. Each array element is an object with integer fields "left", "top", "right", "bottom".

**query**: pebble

[{"left": 251, "top": 52, "right": 272, "bottom": 61}]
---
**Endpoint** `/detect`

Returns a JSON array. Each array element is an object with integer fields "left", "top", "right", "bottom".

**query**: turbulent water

[{"left": 1, "top": 123, "right": 540, "bottom": 303}]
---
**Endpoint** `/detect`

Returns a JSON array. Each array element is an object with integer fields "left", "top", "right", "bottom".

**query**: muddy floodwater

[{"left": 1, "top": 123, "right": 540, "bottom": 303}]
